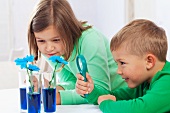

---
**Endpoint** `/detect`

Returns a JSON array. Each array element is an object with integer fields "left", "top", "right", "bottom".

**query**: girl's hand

[
  {"left": 98, "top": 95, "right": 116, "bottom": 105},
  {"left": 76, "top": 73, "right": 94, "bottom": 96}
]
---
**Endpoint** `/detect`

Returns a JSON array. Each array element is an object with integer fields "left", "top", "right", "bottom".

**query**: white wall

[
  {"left": 0, "top": 0, "right": 11, "bottom": 61},
  {"left": 69, "top": 0, "right": 125, "bottom": 40},
  {"left": 134, "top": 0, "right": 156, "bottom": 21},
  {"left": 12, "top": 0, "right": 39, "bottom": 55},
  {"left": 155, "top": 0, "right": 170, "bottom": 61},
  {"left": 133, "top": 0, "right": 170, "bottom": 61},
  {"left": 0, "top": 0, "right": 39, "bottom": 61}
]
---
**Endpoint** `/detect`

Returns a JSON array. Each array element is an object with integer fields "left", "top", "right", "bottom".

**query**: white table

[{"left": 0, "top": 89, "right": 102, "bottom": 113}]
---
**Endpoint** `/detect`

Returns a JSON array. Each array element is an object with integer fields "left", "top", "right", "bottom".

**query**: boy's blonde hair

[
  {"left": 110, "top": 19, "right": 167, "bottom": 62},
  {"left": 28, "top": 0, "right": 91, "bottom": 61}
]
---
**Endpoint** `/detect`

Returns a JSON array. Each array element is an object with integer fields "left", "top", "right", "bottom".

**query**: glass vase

[
  {"left": 42, "top": 72, "right": 56, "bottom": 112},
  {"left": 18, "top": 69, "right": 27, "bottom": 112},
  {"left": 26, "top": 71, "right": 41, "bottom": 113}
]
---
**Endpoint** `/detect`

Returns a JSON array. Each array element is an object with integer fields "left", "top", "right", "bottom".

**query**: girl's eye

[
  {"left": 120, "top": 61, "right": 125, "bottom": 65},
  {"left": 36, "top": 40, "right": 45, "bottom": 43},
  {"left": 53, "top": 39, "right": 60, "bottom": 42}
]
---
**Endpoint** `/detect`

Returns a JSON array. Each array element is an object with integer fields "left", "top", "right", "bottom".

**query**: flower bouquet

[
  {"left": 15, "top": 55, "right": 41, "bottom": 113},
  {"left": 42, "top": 55, "right": 68, "bottom": 112}
]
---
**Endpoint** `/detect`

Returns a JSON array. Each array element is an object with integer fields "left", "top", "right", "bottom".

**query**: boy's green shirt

[
  {"left": 45, "top": 27, "right": 126, "bottom": 104},
  {"left": 86, "top": 61, "right": 170, "bottom": 113}
]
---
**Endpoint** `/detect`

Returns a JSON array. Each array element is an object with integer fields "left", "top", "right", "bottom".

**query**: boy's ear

[{"left": 145, "top": 54, "right": 156, "bottom": 70}]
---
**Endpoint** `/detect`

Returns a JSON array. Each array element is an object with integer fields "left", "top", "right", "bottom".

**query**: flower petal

[
  {"left": 24, "top": 55, "right": 34, "bottom": 62},
  {"left": 49, "top": 55, "right": 68, "bottom": 64},
  {"left": 14, "top": 55, "right": 39, "bottom": 70},
  {"left": 14, "top": 58, "right": 27, "bottom": 68},
  {"left": 28, "top": 64, "right": 40, "bottom": 71}
]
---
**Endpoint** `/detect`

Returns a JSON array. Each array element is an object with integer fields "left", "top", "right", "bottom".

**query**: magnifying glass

[{"left": 76, "top": 55, "right": 88, "bottom": 97}]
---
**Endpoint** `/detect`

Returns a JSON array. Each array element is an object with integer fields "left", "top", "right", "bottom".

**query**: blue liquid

[
  {"left": 27, "top": 93, "right": 41, "bottom": 113},
  {"left": 20, "top": 88, "right": 27, "bottom": 110},
  {"left": 42, "top": 88, "right": 56, "bottom": 112}
]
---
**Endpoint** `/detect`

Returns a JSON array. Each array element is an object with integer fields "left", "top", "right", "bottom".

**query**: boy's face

[
  {"left": 112, "top": 46, "right": 151, "bottom": 88},
  {"left": 34, "top": 25, "right": 65, "bottom": 58}
]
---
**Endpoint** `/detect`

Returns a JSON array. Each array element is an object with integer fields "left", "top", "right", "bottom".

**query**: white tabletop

[{"left": 0, "top": 88, "right": 102, "bottom": 113}]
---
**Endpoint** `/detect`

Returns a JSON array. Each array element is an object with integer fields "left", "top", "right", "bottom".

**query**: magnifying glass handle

[
  {"left": 76, "top": 55, "right": 88, "bottom": 97},
  {"left": 80, "top": 71, "right": 87, "bottom": 82},
  {"left": 80, "top": 71, "right": 88, "bottom": 97}
]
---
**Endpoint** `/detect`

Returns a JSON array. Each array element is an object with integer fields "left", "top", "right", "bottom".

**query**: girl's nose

[{"left": 46, "top": 44, "right": 54, "bottom": 52}]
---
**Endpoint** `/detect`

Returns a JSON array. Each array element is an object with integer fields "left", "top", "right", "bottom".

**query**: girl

[{"left": 28, "top": 0, "right": 126, "bottom": 105}]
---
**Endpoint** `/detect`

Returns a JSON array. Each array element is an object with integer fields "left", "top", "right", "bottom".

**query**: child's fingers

[
  {"left": 76, "top": 72, "right": 94, "bottom": 95},
  {"left": 85, "top": 73, "right": 94, "bottom": 93},
  {"left": 76, "top": 86, "right": 88, "bottom": 95},
  {"left": 76, "top": 81, "right": 89, "bottom": 95},
  {"left": 76, "top": 79, "right": 89, "bottom": 90},
  {"left": 86, "top": 73, "right": 93, "bottom": 83},
  {"left": 76, "top": 74, "right": 89, "bottom": 95},
  {"left": 76, "top": 73, "right": 84, "bottom": 80}
]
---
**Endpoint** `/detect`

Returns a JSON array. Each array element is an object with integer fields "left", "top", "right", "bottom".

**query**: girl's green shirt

[
  {"left": 45, "top": 27, "right": 126, "bottom": 104},
  {"left": 86, "top": 61, "right": 170, "bottom": 113}
]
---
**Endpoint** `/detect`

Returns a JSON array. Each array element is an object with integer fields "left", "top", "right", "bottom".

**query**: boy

[{"left": 76, "top": 19, "right": 170, "bottom": 113}]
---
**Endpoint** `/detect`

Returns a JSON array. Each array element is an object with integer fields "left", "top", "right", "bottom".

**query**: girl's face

[
  {"left": 112, "top": 46, "right": 152, "bottom": 88},
  {"left": 34, "top": 25, "right": 65, "bottom": 58}
]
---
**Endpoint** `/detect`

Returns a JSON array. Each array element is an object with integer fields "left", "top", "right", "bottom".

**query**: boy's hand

[
  {"left": 98, "top": 95, "right": 116, "bottom": 105},
  {"left": 76, "top": 72, "right": 94, "bottom": 96}
]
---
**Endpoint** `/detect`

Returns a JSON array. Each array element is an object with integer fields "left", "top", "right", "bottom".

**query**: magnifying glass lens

[{"left": 78, "top": 59, "right": 83, "bottom": 70}]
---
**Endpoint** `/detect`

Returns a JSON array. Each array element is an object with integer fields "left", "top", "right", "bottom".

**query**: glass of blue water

[
  {"left": 42, "top": 72, "right": 56, "bottom": 113},
  {"left": 18, "top": 70, "right": 27, "bottom": 112},
  {"left": 26, "top": 72, "right": 42, "bottom": 113}
]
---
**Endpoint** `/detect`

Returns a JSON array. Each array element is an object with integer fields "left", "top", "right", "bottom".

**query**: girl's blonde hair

[
  {"left": 28, "top": 0, "right": 91, "bottom": 61},
  {"left": 110, "top": 19, "right": 167, "bottom": 62}
]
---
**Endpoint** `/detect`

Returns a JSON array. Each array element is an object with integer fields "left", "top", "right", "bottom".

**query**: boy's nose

[{"left": 117, "top": 68, "right": 123, "bottom": 75}]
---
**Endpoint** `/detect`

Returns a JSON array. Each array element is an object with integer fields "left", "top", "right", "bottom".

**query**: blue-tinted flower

[
  {"left": 23, "top": 55, "right": 34, "bottom": 62},
  {"left": 14, "top": 55, "right": 35, "bottom": 69},
  {"left": 14, "top": 55, "right": 40, "bottom": 72},
  {"left": 48, "top": 55, "right": 68, "bottom": 88},
  {"left": 49, "top": 56, "right": 68, "bottom": 64},
  {"left": 28, "top": 64, "right": 40, "bottom": 71},
  {"left": 14, "top": 58, "right": 27, "bottom": 69},
  {"left": 14, "top": 55, "right": 40, "bottom": 93}
]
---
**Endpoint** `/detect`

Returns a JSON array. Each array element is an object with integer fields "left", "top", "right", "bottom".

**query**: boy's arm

[
  {"left": 86, "top": 85, "right": 136, "bottom": 104},
  {"left": 86, "top": 85, "right": 110, "bottom": 104},
  {"left": 76, "top": 73, "right": 136, "bottom": 105},
  {"left": 99, "top": 75, "right": 170, "bottom": 113},
  {"left": 111, "top": 86, "right": 138, "bottom": 100}
]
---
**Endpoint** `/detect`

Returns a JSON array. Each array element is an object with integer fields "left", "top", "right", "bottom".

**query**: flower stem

[
  {"left": 26, "top": 66, "right": 34, "bottom": 93},
  {"left": 48, "top": 64, "right": 57, "bottom": 88}
]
